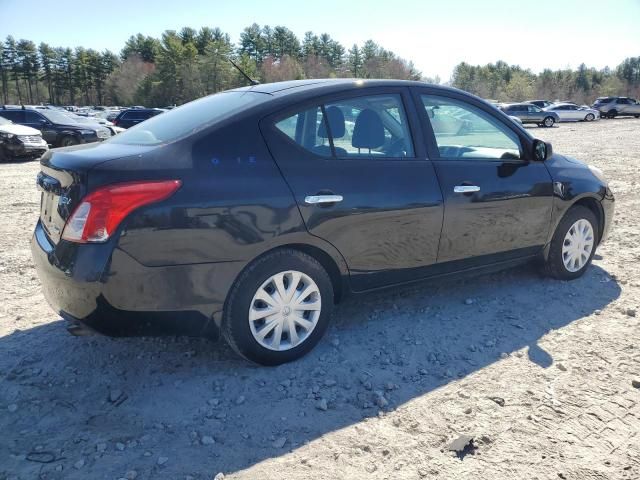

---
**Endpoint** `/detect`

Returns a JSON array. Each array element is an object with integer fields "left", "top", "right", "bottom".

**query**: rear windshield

[{"left": 109, "top": 91, "right": 268, "bottom": 146}]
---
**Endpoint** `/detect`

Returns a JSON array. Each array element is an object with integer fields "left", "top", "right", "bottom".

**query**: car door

[
  {"left": 527, "top": 105, "right": 543, "bottom": 122},
  {"left": 23, "top": 110, "right": 57, "bottom": 144},
  {"left": 414, "top": 88, "right": 553, "bottom": 265},
  {"left": 261, "top": 88, "right": 444, "bottom": 291}
]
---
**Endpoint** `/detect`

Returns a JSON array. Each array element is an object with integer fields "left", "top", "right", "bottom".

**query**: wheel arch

[
  {"left": 572, "top": 196, "right": 604, "bottom": 243},
  {"left": 543, "top": 194, "right": 605, "bottom": 261}
]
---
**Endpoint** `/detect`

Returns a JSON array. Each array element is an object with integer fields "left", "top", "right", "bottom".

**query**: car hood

[{"left": 0, "top": 123, "right": 42, "bottom": 136}]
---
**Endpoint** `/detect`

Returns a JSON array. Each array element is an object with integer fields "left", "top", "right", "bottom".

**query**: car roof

[{"left": 228, "top": 78, "right": 453, "bottom": 96}]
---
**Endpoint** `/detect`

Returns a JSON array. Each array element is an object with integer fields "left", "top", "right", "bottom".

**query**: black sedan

[{"left": 31, "top": 79, "right": 614, "bottom": 365}]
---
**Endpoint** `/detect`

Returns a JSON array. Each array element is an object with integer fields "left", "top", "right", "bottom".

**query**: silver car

[
  {"left": 544, "top": 103, "right": 599, "bottom": 122},
  {"left": 592, "top": 97, "right": 640, "bottom": 118}
]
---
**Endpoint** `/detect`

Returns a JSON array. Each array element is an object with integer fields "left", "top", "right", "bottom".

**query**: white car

[
  {"left": 543, "top": 103, "right": 599, "bottom": 122},
  {"left": 0, "top": 115, "right": 48, "bottom": 161}
]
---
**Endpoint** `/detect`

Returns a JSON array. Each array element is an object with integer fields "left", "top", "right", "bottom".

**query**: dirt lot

[{"left": 1, "top": 119, "right": 639, "bottom": 480}]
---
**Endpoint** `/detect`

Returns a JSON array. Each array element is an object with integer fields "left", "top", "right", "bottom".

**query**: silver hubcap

[
  {"left": 544, "top": 118, "right": 553, "bottom": 126},
  {"left": 587, "top": 114, "right": 594, "bottom": 121},
  {"left": 249, "top": 270, "right": 321, "bottom": 351},
  {"left": 562, "top": 219, "right": 594, "bottom": 272}
]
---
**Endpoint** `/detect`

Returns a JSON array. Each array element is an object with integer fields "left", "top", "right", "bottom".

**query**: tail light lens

[
  {"left": 61, "top": 180, "right": 181, "bottom": 243},
  {"left": 112, "top": 118, "right": 118, "bottom": 126}
]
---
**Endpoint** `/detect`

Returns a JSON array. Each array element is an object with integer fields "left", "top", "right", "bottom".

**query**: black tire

[
  {"left": 585, "top": 113, "right": 595, "bottom": 122},
  {"left": 222, "top": 249, "right": 334, "bottom": 365},
  {"left": 543, "top": 116, "right": 555, "bottom": 127},
  {"left": 635, "top": 115, "right": 640, "bottom": 118},
  {"left": 544, "top": 205, "right": 598, "bottom": 280},
  {"left": 0, "top": 146, "right": 7, "bottom": 162},
  {"left": 59, "top": 135, "right": 79, "bottom": 147},
  {"left": 608, "top": 110, "right": 617, "bottom": 119}
]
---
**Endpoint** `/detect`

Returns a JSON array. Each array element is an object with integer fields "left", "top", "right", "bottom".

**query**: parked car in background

[
  {"left": 0, "top": 107, "right": 110, "bottom": 147},
  {"left": 544, "top": 103, "right": 599, "bottom": 122},
  {"left": 31, "top": 79, "right": 613, "bottom": 365},
  {"left": 0, "top": 114, "right": 48, "bottom": 161},
  {"left": 62, "top": 112, "right": 124, "bottom": 137},
  {"left": 526, "top": 100, "right": 554, "bottom": 109},
  {"left": 500, "top": 103, "right": 559, "bottom": 127},
  {"left": 112, "top": 108, "right": 165, "bottom": 129},
  {"left": 592, "top": 97, "right": 640, "bottom": 118}
]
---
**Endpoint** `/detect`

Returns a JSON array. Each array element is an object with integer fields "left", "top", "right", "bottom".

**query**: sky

[{"left": 1, "top": 0, "right": 639, "bottom": 80}]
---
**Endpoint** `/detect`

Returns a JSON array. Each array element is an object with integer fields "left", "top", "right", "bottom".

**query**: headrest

[
  {"left": 352, "top": 109, "right": 384, "bottom": 149},
  {"left": 318, "top": 106, "right": 345, "bottom": 138}
]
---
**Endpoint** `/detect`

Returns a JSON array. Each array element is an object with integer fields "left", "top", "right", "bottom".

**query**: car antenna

[{"left": 228, "top": 57, "right": 259, "bottom": 86}]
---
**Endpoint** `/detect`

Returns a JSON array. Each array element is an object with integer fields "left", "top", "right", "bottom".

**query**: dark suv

[
  {"left": 592, "top": 97, "right": 640, "bottom": 118},
  {"left": 0, "top": 107, "right": 110, "bottom": 147},
  {"left": 112, "top": 108, "right": 164, "bottom": 128},
  {"left": 31, "top": 79, "right": 614, "bottom": 365}
]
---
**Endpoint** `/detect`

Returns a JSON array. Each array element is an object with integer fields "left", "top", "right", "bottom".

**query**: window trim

[
  {"left": 264, "top": 87, "right": 424, "bottom": 162},
  {"left": 411, "top": 87, "right": 532, "bottom": 163}
]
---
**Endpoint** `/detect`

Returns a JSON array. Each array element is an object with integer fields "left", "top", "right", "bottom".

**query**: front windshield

[
  {"left": 40, "top": 109, "right": 78, "bottom": 124},
  {"left": 0, "top": 115, "right": 10, "bottom": 125},
  {"left": 108, "top": 91, "right": 268, "bottom": 146}
]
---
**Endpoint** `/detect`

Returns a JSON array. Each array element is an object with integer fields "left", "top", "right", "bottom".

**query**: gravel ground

[{"left": 1, "top": 119, "right": 639, "bottom": 480}]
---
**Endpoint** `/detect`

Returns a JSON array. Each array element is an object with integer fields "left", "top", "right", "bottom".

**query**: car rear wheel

[
  {"left": 543, "top": 116, "right": 555, "bottom": 127},
  {"left": 544, "top": 205, "right": 598, "bottom": 280},
  {"left": 222, "top": 249, "right": 334, "bottom": 365},
  {"left": 585, "top": 113, "right": 595, "bottom": 121},
  {"left": 59, "top": 135, "right": 79, "bottom": 147},
  {"left": 608, "top": 110, "right": 617, "bottom": 119}
]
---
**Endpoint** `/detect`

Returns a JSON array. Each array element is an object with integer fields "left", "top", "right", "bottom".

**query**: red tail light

[
  {"left": 112, "top": 119, "right": 118, "bottom": 126},
  {"left": 61, "top": 180, "right": 181, "bottom": 243}
]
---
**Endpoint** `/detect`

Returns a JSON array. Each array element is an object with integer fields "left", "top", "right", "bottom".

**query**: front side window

[
  {"left": 25, "top": 111, "right": 43, "bottom": 123},
  {"left": 528, "top": 105, "right": 541, "bottom": 113},
  {"left": 421, "top": 95, "right": 521, "bottom": 160}
]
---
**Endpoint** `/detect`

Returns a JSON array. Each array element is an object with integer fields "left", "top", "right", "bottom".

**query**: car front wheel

[
  {"left": 222, "top": 249, "right": 334, "bottom": 365},
  {"left": 544, "top": 205, "right": 598, "bottom": 280},
  {"left": 585, "top": 113, "right": 595, "bottom": 121},
  {"left": 543, "top": 116, "right": 555, "bottom": 127}
]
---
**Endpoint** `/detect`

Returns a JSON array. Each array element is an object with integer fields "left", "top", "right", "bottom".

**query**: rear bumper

[{"left": 31, "top": 220, "right": 243, "bottom": 337}]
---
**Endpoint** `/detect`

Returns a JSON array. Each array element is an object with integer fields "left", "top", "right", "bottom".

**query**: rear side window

[
  {"left": 0, "top": 110, "right": 24, "bottom": 122},
  {"left": 275, "top": 107, "right": 332, "bottom": 158},
  {"left": 421, "top": 94, "right": 521, "bottom": 160},
  {"left": 109, "top": 91, "right": 268, "bottom": 146},
  {"left": 325, "top": 95, "right": 414, "bottom": 158},
  {"left": 274, "top": 94, "right": 415, "bottom": 159}
]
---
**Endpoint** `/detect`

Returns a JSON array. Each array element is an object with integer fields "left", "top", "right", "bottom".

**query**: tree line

[
  {"left": 0, "top": 25, "right": 638, "bottom": 107},
  {"left": 451, "top": 58, "right": 640, "bottom": 104},
  {"left": 0, "top": 25, "right": 420, "bottom": 107}
]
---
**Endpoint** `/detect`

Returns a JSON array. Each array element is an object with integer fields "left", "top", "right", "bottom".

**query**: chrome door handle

[
  {"left": 453, "top": 185, "right": 480, "bottom": 193},
  {"left": 304, "top": 195, "right": 343, "bottom": 205}
]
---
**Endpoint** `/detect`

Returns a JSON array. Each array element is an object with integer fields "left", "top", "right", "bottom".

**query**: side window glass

[
  {"left": 25, "top": 111, "right": 42, "bottom": 123},
  {"left": 324, "top": 94, "right": 414, "bottom": 158},
  {"left": 275, "top": 106, "right": 332, "bottom": 157},
  {"left": 421, "top": 94, "right": 522, "bottom": 160}
]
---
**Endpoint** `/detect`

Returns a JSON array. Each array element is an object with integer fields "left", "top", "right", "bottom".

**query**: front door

[
  {"left": 261, "top": 89, "right": 444, "bottom": 291},
  {"left": 415, "top": 90, "right": 554, "bottom": 264},
  {"left": 23, "top": 110, "right": 57, "bottom": 144}
]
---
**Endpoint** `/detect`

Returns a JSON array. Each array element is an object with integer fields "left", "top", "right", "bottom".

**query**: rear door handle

[
  {"left": 453, "top": 185, "right": 480, "bottom": 193},
  {"left": 304, "top": 195, "right": 343, "bottom": 205}
]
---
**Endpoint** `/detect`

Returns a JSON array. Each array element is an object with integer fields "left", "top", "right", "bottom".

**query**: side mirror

[{"left": 533, "top": 139, "right": 552, "bottom": 161}]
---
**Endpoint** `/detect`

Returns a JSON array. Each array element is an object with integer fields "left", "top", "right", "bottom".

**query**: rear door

[
  {"left": 261, "top": 88, "right": 444, "bottom": 291},
  {"left": 413, "top": 88, "right": 553, "bottom": 264}
]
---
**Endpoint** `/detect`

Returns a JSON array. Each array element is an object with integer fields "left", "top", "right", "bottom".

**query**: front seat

[
  {"left": 315, "top": 106, "right": 348, "bottom": 156},
  {"left": 352, "top": 108, "right": 385, "bottom": 154}
]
